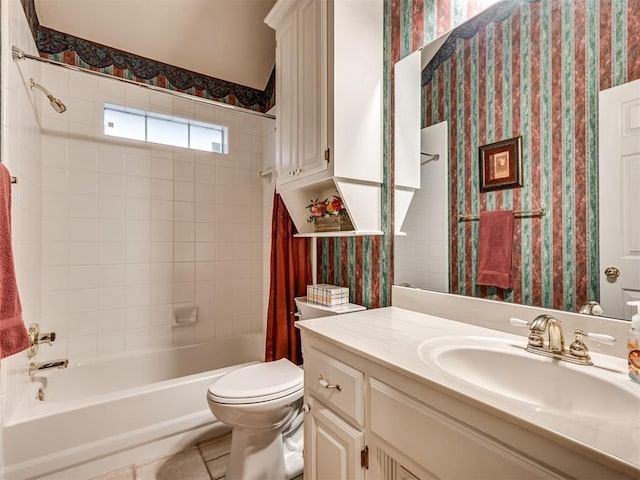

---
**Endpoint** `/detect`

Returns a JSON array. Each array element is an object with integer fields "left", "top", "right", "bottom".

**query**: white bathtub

[{"left": 1, "top": 333, "right": 264, "bottom": 480}]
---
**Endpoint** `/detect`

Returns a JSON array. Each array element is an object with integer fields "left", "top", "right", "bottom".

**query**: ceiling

[{"left": 34, "top": 0, "right": 277, "bottom": 91}]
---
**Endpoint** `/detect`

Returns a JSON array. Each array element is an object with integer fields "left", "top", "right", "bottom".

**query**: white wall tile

[
  {"left": 98, "top": 264, "right": 125, "bottom": 287},
  {"left": 98, "top": 148, "right": 125, "bottom": 174},
  {"left": 174, "top": 160, "right": 195, "bottom": 182},
  {"left": 68, "top": 170, "right": 97, "bottom": 195},
  {"left": 42, "top": 167, "right": 67, "bottom": 192},
  {"left": 68, "top": 265, "right": 98, "bottom": 289},
  {"left": 69, "top": 193, "right": 98, "bottom": 218},
  {"left": 99, "top": 219, "right": 126, "bottom": 241},
  {"left": 42, "top": 191, "right": 68, "bottom": 217},
  {"left": 42, "top": 141, "right": 68, "bottom": 169},
  {"left": 68, "top": 288, "right": 98, "bottom": 313},
  {"left": 41, "top": 266, "right": 68, "bottom": 291},
  {"left": 98, "top": 173, "right": 125, "bottom": 197},
  {"left": 150, "top": 156, "right": 173, "bottom": 180},
  {"left": 97, "top": 330, "right": 125, "bottom": 355},
  {"left": 31, "top": 67, "right": 270, "bottom": 368},
  {"left": 99, "top": 196, "right": 125, "bottom": 219}
]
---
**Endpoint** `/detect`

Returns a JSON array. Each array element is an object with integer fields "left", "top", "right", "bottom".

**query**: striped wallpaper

[
  {"left": 422, "top": 0, "right": 640, "bottom": 311},
  {"left": 317, "top": 0, "right": 477, "bottom": 308},
  {"left": 320, "top": 0, "right": 639, "bottom": 312}
]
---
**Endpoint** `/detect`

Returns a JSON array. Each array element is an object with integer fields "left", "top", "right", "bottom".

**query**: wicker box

[
  {"left": 307, "top": 284, "right": 350, "bottom": 307},
  {"left": 313, "top": 215, "right": 354, "bottom": 233}
]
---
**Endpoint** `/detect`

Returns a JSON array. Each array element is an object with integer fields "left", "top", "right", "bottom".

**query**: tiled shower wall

[
  {"left": 0, "top": 0, "right": 43, "bottom": 435},
  {"left": 37, "top": 64, "right": 271, "bottom": 362}
]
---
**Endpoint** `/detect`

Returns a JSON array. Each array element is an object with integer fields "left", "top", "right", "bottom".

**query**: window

[{"left": 104, "top": 103, "right": 228, "bottom": 154}]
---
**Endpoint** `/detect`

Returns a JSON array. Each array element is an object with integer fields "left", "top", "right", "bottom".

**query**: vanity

[{"left": 297, "top": 301, "right": 640, "bottom": 480}]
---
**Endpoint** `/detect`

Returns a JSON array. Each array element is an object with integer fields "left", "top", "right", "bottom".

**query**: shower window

[{"left": 104, "top": 103, "right": 228, "bottom": 154}]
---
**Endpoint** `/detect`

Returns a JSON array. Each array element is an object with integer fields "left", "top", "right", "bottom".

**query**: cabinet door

[
  {"left": 305, "top": 397, "right": 365, "bottom": 480},
  {"left": 274, "top": 8, "right": 298, "bottom": 183},
  {"left": 296, "top": 0, "right": 328, "bottom": 180}
]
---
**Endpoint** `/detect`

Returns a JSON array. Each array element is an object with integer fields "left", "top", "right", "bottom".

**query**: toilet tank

[{"left": 294, "top": 297, "right": 366, "bottom": 320}]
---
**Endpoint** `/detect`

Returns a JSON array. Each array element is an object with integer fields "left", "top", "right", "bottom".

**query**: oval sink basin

[{"left": 418, "top": 336, "right": 640, "bottom": 419}]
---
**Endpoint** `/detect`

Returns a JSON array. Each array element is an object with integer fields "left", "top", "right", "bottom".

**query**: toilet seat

[{"left": 208, "top": 358, "right": 303, "bottom": 405}]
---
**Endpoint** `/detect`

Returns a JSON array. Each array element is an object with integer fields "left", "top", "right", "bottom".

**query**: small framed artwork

[{"left": 479, "top": 136, "right": 523, "bottom": 192}]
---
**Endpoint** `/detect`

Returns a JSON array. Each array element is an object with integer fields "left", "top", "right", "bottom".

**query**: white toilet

[{"left": 206, "top": 296, "right": 365, "bottom": 480}]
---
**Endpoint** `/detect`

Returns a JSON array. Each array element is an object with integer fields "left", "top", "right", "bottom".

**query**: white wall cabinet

[
  {"left": 272, "top": 0, "right": 328, "bottom": 187},
  {"left": 265, "top": 0, "right": 383, "bottom": 236},
  {"left": 300, "top": 330, "right": 634, "bottom": 480}
]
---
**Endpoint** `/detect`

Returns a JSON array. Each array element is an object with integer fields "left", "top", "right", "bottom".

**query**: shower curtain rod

[{"left": 11, "top": 46, "right": 275, "bottom": 120}]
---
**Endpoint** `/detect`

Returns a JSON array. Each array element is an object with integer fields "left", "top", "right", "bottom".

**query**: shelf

[{"left": 294, "top": 230, "right": 384, "bottom": 238}]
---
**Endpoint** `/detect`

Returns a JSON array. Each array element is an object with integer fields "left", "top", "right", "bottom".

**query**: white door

[{"left": 599, "top": 78, "right": 640, "bottom": 319}]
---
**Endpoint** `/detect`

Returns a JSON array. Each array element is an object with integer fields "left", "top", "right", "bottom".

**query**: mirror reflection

[{"left": 394, "top": 0, "right": 640, "bottom": 321}]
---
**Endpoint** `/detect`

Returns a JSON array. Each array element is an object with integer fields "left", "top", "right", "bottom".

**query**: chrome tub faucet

[
  {"left": 510, "top": 315, "right": 615, "bottom": 365},
  {"left": 29, "top": 359, "right": 69, "bottom": 375}
]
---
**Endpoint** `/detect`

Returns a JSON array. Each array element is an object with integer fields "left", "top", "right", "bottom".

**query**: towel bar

[{"left": 459, "top": 207, "right": 545, "bottom": 221}]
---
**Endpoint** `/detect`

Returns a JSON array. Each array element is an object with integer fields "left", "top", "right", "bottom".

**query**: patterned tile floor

[{"left": 92, "top": 432, "right": 303, "bottom": 480}]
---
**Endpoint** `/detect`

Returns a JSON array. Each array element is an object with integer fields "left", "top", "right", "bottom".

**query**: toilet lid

[{"left": 208, "top": 358, "right": 303, "bottom": 404}]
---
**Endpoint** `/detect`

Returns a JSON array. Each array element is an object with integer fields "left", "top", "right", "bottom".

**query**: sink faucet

[
  {"left": 528, "top": 314, "right": 564, "bottom": 353},
  {"left": 509, "top": 316, "right": 615, "bottom": 365},
  {"left": 29, "top": 359, "right": 69, "bottom": 375}
]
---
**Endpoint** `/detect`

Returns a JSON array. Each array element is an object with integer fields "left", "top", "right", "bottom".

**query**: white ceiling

[{"left": 34, "top": 0, "right": 277, "bottom": 91}]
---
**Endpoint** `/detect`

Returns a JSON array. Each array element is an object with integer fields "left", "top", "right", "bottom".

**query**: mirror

[{"left": 393, "top": 0, "right": 640, "bottom": 321}]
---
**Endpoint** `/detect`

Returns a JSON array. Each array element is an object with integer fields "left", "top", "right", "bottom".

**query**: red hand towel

[
  {"left": 476, "top": 210, "right": 514, "bottom": 290},
  {"left": 0, "top": 164, "right": 29, "bottom": 359}
]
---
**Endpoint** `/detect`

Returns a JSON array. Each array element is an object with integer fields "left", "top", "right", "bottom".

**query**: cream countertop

[{"left": 296, "top": 306, "right": 640, "bottom": 477}]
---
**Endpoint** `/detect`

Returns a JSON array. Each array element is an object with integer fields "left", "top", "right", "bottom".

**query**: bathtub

[{"left": 1, "top": 333, "right": 264, "bottom": 480}]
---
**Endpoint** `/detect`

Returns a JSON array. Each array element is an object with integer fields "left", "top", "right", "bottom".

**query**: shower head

[{"left": 29, "top": 78, "right": 67, "bottom": 113}]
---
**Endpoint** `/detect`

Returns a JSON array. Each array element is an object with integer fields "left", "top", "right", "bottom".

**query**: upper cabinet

[{"left": 265, "top": 0, "right": 383, "bottom": 236}]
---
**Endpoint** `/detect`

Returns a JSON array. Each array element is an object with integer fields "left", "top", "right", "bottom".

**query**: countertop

[{"left": 296, "top": 306, "right": 640, "bottom": 476}]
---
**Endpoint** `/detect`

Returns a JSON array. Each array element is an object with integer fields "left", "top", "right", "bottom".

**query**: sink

[{"left": 418, "top": 336, "right": 640, "bottom": 419}]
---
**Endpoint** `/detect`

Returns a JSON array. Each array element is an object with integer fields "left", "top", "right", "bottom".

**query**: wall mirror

[{"left": 393, "top": 0, "right": 640, "bottom": 321}]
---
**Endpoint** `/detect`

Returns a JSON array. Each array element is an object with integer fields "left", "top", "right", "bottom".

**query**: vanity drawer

[{"left": 304, "top": 347, "right": 365, "bottom": 427}]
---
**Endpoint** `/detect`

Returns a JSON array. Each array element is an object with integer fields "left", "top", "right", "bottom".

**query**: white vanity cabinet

[
  {"left": 302, "top": 346, "right": 367, "bottom": 480},
  {"left": 300, "top": 325, "right": 638, "bottom": 480},
  {"left": 265, "top": 0, "right": 384, "bottom": 235}
]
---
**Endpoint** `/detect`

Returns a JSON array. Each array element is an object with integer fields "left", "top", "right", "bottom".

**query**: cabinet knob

[{"left": 318, "top": 374, "right": 341, "bottom": 391}]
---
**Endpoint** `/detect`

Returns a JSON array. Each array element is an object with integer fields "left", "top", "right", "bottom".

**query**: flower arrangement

[{"left": 306, "top": 196, "right": 347, "bottom": 223}]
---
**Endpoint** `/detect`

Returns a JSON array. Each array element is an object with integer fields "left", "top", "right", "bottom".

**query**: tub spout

[{"left": 29, "top": 359, "right": 69, "bottom": 375}]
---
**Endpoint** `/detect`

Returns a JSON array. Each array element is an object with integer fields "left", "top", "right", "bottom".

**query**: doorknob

[{"left": 604, "top": 266, "right": 620, "bottom": 280}]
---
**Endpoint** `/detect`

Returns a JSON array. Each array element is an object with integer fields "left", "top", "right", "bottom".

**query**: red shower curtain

[{"left": 265, "top": 193, "right": 311, "bottom": 365}]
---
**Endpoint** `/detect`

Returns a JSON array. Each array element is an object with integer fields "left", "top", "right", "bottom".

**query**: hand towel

[
  {"left": 476, "top": 210, "right": 514, "bottom": 290},
  {"left": 0, "top": 163, "right": 29, "bottom": 359}
]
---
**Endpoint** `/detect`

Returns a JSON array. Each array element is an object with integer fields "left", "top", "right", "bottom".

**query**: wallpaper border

[{"left": 20, "top": 0, "right": 275, "bottom": 112}]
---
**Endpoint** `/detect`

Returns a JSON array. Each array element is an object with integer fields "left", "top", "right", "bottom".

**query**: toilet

[{"left": 207, "top": 296, "right": 365, "bottom": 480}]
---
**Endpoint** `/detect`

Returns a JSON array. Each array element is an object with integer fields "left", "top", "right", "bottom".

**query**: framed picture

[{"left": 479, "top": 136, "right": 523, "bottom": 192}]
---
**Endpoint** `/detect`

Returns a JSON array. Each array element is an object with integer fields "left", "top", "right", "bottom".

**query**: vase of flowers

[{"left": 306, "top": 196, "right": 354, "bottom": 232}]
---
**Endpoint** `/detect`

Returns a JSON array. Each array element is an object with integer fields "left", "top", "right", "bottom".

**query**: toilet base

[
  {"left": 283, "top": 419, "right": 304, "bottom": 479},
  {"left": 226, "top": 426, "right": 287, "bottom": 480},
  {"left": 225, "top": 415, "right": 304, "bottom": 480}
]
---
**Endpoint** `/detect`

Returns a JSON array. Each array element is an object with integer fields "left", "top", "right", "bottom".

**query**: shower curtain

[{"left": 265, "top": 193, "right": 311, "bottom": 365}]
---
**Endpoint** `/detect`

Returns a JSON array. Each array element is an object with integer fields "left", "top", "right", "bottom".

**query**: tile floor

[{"left": 91, "top": 432, "right": 303, "bottom": 480}]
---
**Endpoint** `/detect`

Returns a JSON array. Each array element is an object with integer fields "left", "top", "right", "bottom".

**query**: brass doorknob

[{"left": 604, "top": 266, "right": 620, "bottom": 280}]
